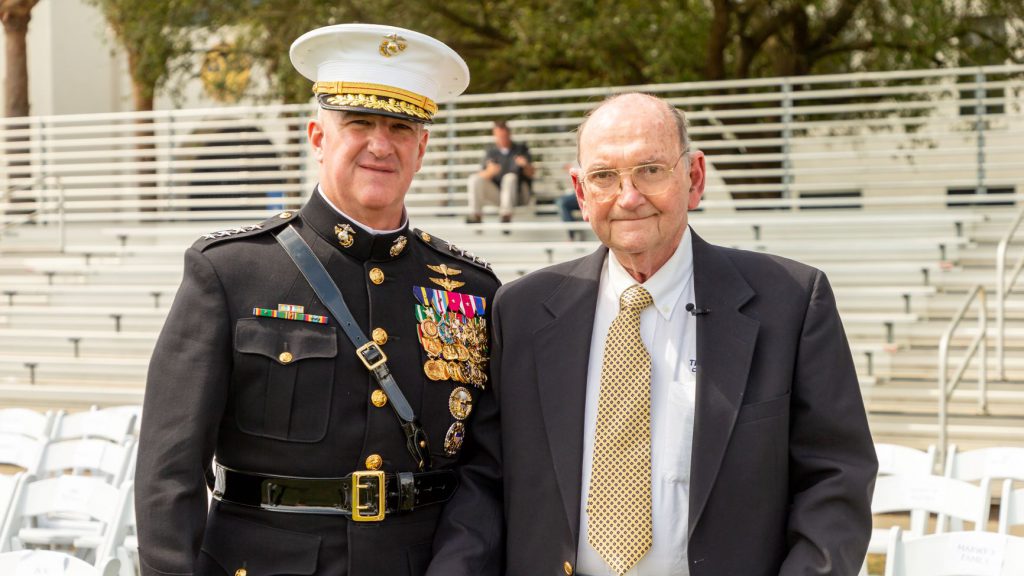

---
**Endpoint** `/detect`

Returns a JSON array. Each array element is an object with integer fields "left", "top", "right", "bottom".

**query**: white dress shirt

[
  {"left": 577, "top": 229, "right": 697, "bottom": 576},
  {"left": 316, "top": 185, "right": 408, "bottom": 234}
]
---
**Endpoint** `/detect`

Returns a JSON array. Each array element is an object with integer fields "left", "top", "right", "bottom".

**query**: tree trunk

[
  {"left": 2, "top": 6, "right": 34, "bottom": 218},
  {"left": 3, "top": 8, "right": 31, "bottom": 117},
  {"left": 705, "top": 0, "right": 732, "bottom": 80},
  {"left": 128, "top": 53, "right": 158, "bottom": 213}
]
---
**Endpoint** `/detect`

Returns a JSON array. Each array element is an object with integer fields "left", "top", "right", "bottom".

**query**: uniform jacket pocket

[{"left": 233, "top": 317, "right": 338, "bottom": 442}]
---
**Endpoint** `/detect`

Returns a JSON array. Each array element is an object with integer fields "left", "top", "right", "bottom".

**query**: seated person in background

[
  {"left": 466, "top": 120, "right": 535, "bottom": 224},
  {"left": 556, "top": 162, "right": 584, "bottom": 240}
]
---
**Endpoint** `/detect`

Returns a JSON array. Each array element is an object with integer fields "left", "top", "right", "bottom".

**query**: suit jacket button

[
  {"left": 372, "top": 327, "right": 388, "bottom": 345},
  {"left": 563, "top": 561, "right": 573, "bottom": 575},
  {"left": 278, "top": 351, "right": 294, "bottom": 364},
  {"left": 365, "top": 454, "right": 383, "bottom": 470},
  {"left": 235, "top": 570, "right": 247, "bottom": 576},
  {"left": 369, "top": 267, "right": 385, "bottom": 285},
  {"left": 371, "top": 389, "right": 388, "bottom": 407}
]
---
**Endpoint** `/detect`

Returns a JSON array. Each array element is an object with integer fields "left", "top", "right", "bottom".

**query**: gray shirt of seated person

[{"left": 482, "top": 142, "right": 533, "bottom": 196}]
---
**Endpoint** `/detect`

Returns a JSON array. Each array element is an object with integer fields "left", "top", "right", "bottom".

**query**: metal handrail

[
  {"left": 938, "top": 284, "right": 988, "bottom": 455},
  {"left": 996, "top": 207, "right": 1024, "bottom": 381}
]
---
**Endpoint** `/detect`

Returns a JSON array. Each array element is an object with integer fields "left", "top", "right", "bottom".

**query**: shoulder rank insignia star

[
  {"left": 334, "top": 223, "right": 355, "bottom": 248},
  {"left": 427, "top": 263, "right": 465, "bottom": 291},
  {"left": 202, "top": 223, "right": 262, "bottom": 240}
]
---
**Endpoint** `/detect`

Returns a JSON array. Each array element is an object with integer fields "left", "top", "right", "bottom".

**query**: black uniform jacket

[
  {"left": 429, "top": 231, "right": 877, "bottom": 576},
  {"left": 135, "top": 191, "right": 500, "bottom": 576}
]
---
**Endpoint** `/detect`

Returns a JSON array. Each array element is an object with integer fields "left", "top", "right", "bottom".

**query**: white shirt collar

[
  {"left": 316, "top": 185, "right": 408, "bottom": 234},
  {"left": 606, "top": 227, "right": 694, "bottom": 320}
]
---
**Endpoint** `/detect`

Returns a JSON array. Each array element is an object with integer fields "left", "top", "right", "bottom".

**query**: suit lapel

[
  {"left": 687, "top": 231, "right": 759, "bottom": 538},
  {"left": 534, "top": 248, "right": 606, "bottom": 545}
]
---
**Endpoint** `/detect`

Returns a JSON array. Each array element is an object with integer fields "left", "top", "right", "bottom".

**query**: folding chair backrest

[
  {"left": 98, "top": 406, "right": 142, "bottom": 440},
  {"left": 19, "top": 476, "right": 119, "bottom": 521},
  {"left": 872, "top": 474, "right": 991, "bottom": 535},
  {"left": 0, "top": 475, "right": 121, "bottom": 552},
  {"left": 0, "top": 473, "right": 25, "bottom": 535},
  {"left": 0, "top": 409, "right": 54, "bottom": 442},
  {"left": 945, "top": 446, "right": 1024, "bottom": 483},
  {"left": 876, "top": 443, "right": 938, "bottom": 476},
  {"left": 0, "top": 549, "right": 111, "bottom": 575},
  {"left": 50, "top": 410, "right": 136, "bottom": 445},
  {"left": 0, "top": 435, "right": 46, "bottom": 475},
  {"left": 999, "top": 479, "right": 1024, "bottom": 535},
  {"left": 95, "top": 481, "right": 134, "bottom": 564},
  {"left": 37, "top": 439, "right": 135, "bottom": 486},
  {"left": 884, "top": 526, "right": 1024, "bottom": 576}
]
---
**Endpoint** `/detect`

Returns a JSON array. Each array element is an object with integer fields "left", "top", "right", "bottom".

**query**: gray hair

[{"left": 575, "top": 92, "right": 690, "bottom": 168}]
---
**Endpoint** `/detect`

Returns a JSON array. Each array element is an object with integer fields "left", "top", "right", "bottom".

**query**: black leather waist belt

[{"left": 212, "top": 464, "right": 458, "bottom": 522}]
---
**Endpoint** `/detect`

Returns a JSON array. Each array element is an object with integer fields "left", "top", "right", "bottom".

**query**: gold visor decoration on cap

[{"left": 314, "top": 81, "right": 437, "bottom": 121}]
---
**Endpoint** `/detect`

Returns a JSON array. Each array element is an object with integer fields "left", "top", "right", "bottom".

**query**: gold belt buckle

[{"left": 351, "top": 470, "right": 386, "bottom": 522}]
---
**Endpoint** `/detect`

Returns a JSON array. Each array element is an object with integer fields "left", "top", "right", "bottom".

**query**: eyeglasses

[{"left": 581, "top": 151, "right": 688, "bottom": 203}]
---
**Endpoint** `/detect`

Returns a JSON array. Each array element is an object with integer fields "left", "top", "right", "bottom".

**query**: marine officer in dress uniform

[{"left": 135, "top": 24, "right": 501, "bottom": 576}]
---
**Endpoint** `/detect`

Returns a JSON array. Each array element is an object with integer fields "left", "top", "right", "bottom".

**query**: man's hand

[
  {"left": 515, "top": 155, "right": 535, "bottom": 178},
  {"left": 480, "top": 160, "right": 502, "bottom": 179}
]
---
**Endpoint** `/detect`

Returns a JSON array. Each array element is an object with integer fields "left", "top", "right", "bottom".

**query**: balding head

[{"left": 576, "top": 93, "right": 690, "bottom": 166}]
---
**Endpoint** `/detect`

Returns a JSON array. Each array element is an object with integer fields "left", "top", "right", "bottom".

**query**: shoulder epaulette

[
  {"left": 413, "top": 228, "right": 497, "bottom": 278},
  {"left": 194, "top": 210, "right": 299, "bottom": 251}
]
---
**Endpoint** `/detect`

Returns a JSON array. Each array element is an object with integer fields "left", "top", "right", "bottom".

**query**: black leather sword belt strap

[
  {"left": 276, "top": 225, "right": 431, "bottom": 471},
  {"left": 213, "top": 464, "right": 458, "bottom": 522}
]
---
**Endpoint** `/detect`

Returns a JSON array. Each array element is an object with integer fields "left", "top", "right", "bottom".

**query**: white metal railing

[
  {"left": 996, "top": 207, "right": 1024, "bottom": 380},
  {"left": 938, "top": 284, "right": 989, "bottom": 454},
  {"left": 1, "top": 63, "right": 1022, "bottom": 225},
  {"left": 1, "top": 174, "right": 66, "bottom": 250}
]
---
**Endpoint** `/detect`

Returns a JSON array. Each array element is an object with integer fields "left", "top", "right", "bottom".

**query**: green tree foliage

[
  {"left": 95, "top": 0, "right": 1024, "bottom": 104},
  {"left": 86, "top": 0, "right": 211, "bottom": 111}
]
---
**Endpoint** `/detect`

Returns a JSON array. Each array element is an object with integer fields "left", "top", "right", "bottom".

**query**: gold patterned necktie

[{"left": 587, "top": 284, "right": 654, "bottom": 575}]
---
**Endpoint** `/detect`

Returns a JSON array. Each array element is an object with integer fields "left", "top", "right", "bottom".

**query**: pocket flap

[
  {"left": 235, "top": 317, "right": 337, "bottom": 363},
  {"left": 201, "top": 509, "right": 321, "bottom": 574}
]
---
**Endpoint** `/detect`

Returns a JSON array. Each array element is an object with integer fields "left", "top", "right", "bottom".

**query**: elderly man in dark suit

[
  {"left": 429, "top": 93, "right": 877, "bottom": 576},
  {"left": 135, "top": 24, "right": 500, "bottom": 576}
]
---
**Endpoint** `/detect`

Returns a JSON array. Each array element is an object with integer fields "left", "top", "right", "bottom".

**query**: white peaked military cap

[{"left": 290, "top": 23, "right": 469, "bottom": 123}]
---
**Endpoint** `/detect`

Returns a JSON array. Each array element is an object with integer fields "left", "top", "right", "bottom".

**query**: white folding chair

[
  {"left": 883, "top": 526, "right": 1024, "bottom": 576},
  {"left": 94, "top": 482, "right": 136, "bottom": 576},
  {"left": 37, "top": 439, "right": 136, "bottom": 486},
  {"left": 0, "top": 473, "right": 25, "bottom": 535},
  {"left": 0, "top": 549, "right": 118, "bottom": 576},
  {"left": 0, "top": 434, "right": 47, "bottom": 476},
  {"left": 0, "top": 475, "right": 125, "bottom": 557},
  {"left": 999, "top": 479, "right": 1024, "bottom": 535},
  {"left": 49, "top": 410, "right": 136, "bottom": 446},
  {"left": 943, "top": 445, "right": 1024, "bottom": 531},
  {"left": 95, "top": 407, "right": 141, "bottom": 441},
  {"left": 944, "top": 445, "right": 1024, "bottom": 483},
  {"left": 876, "top": 443, "right": 938, "bottom": 476},
  {"left": 868, "top": 474, "right": 992, "bottom": 555},
  {"left": 0, "top": 409, "right": 55, "bottom": 442}
]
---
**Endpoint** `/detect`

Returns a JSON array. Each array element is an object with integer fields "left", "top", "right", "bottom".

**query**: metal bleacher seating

[
  {"left": 3, "top": 63, "right": 1024, "bottom": 451},
  {"left": 3, "top": 65, "right": 1024, "bottom": 574}
]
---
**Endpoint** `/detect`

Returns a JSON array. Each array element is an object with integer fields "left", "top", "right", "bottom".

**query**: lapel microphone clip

[{"left": 685, "top": 303, "right": 711, "bottom": 316}]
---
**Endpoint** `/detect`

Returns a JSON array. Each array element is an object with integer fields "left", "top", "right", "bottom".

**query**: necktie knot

[{"left": 619, "top": 285, "right": 653, "bottom": 312}]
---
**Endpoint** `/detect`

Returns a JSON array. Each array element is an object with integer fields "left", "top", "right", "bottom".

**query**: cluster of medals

[
  {"left": 414, "top": 286, "right": 488, "bottom": 456},
  {"left": 414, "top": 287, "right": 488, "bottom": 388}
]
